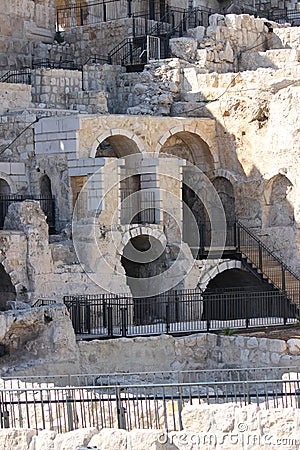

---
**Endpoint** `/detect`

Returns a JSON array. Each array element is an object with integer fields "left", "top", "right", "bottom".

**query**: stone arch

[
  {"left": 90, "top": 129, "right": 146, "bottom": 158},
  {"left": 263, "top": 174, "right": 294, "bottom": 227},
  {"left": 39, "top": 174, "right": 53, "bottom": 199},
  {"left": 121, "top": 232, "right": 169, "bottom": 323},
  {"left": 199, "top": 260, "right": 242, "bottom": 291},
  {"left": 118, "top": 225, "right": 166, "bottom": 255},
  {"left": 0, "top": 173, "right": 16, "bottom": 194},
  {"left": 210, "top": 168, "right": 238, "bottom": 185},
  {"left": 154, "top": 125, "right": 218, "bottom": 170},
  {"left": 0, "top": 257, "right": 23, "bottom": 309}
]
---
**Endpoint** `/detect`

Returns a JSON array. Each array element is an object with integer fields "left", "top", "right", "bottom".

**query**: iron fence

[
  {"left": 60, "top": 288, "right": 296, "bottom": 338},
  {"left": 0, "top": 195, "right": 56, "bottom": 233},
  {"left": 3, "top": 366, "right": 300, "bottom": 388},
  {"left": 1, "top": 379, "right": 300, "bottom": 432}
]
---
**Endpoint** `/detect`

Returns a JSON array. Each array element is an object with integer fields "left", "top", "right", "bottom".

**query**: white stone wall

[
  {"left": 1, "top": 420, "right": 300, "bottom": 450},
  {"left": 78, "top": 333, "right": 300, "bottom": 375}
]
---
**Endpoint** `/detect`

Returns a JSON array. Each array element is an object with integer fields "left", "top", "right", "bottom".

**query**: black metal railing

[
  {"left": 60, "top": 288, "right": 295, "bottom": 338},
  {"left": 2, "top": 378, "right": 300, "bottom": 432},
  {"left": 0, "top": 195, "right": 56, "bottom": 233},
  {"left": 108, "top": 6, "right": 217, "bottom": 67},
  {"left": 0, "top": 69, "right": 31, "bottom": 85},
  {"left": 120, "top": 189, "right": 157, "bottom": 224},
  {"left": 32, "top": 59, "right": 82, "bottom": 70},
  {"left": 236, "top": 220, "right": 300, "bottom": 309}
]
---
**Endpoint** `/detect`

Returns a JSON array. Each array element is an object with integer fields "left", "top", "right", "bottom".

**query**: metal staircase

[
  {"left": 235, "top": 220, "right": 300, "bottom": 312},
  {"left": 107, "top": 6, "right": 215, "bottom": 70}
]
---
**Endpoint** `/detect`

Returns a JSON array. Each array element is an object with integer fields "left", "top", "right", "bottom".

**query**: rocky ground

[{"left": 239, "top": 325, "right": 300, "bottom": 341}]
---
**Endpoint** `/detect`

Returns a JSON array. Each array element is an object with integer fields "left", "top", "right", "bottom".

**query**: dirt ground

[{"left": 237, "top": 325, "right": 300, "bottom": 341}]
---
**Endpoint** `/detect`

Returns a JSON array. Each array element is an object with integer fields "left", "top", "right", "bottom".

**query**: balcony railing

[{"left": 120, "top": 189, "right": 157, "bottom": 225}]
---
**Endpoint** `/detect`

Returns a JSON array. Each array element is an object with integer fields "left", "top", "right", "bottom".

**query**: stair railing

[{"left": 236, "top": 220, "right": 300, "bottom": 307}]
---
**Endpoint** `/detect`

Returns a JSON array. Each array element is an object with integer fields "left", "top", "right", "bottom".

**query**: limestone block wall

[
  {"left": 1, "top": 420, "right": 300, "bottom": 450},
  {"left": 31, "top": 68, "right": 82, "bottom": 109},
  {"left": 78, "top": 333, "right": 300, "bottom": 375},
  {"left": 0, "top": 0, "right": 55, "bottom": 71},
  {"left": 34, "top": 19, "right": 136, "bottom": 68},
  {"left": 0, "top": 83, "right": 32, "bottom": 116},
  {"left": 169, "top": 14, "right": 274, "bottom": 72}
]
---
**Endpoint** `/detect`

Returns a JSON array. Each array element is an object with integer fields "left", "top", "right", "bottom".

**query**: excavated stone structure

[{"left": 0, "top": 1, "right": 300, "bottom": 320}]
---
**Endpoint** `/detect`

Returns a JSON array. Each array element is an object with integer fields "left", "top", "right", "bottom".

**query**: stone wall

[
  {"left": 0, "top": 0, "right": 55, "bottom": 71},
  {"left": 31, "top": 68, "right": 108, "bottom": 113},
  {"left": 0, "top": 83, "right": 32, "bottom": 116},
  {"left": 78, "top": 333, "right": 300, "bottom": 375},
  {"left": 0, "top": 304, "right": 80, "bottom": 376},
  {"left": 34, "top": 19, "right": 135, "bottom": 68},
  {"left": 1, "top": 416, "right": 300, "bottom": 450}
]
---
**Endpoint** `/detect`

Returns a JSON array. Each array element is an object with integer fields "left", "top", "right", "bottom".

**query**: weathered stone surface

[{"left": 0, "top": 305, "right": 80, "bottom": 377}]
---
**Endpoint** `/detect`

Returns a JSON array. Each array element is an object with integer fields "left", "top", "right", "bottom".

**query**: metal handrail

[
  {"left": 1, "top": 378, "right": 300, "bottom": 432},
  {"left": 236, "top": 220, "right": 300, "bottom": 281}
]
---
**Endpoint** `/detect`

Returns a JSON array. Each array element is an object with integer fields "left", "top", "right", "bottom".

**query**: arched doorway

[
  {"left": 0, "top": 264, "right": 16, "bottom": 310},
  {"left": 0, "top": 179, "right": 11, "bottom": 195},
  {"left": 121, "top": 234, "right": 169, "bottom": 324},
  {"left": 159, "top": 131, "right": 215, "bottom": 253},
  {"left": 39, "top": 175, "right": 55, "bottom": 233},
  {"left": 202, "top": 268, "right": 286, "bottom": 321},
  {"left": 94, "top": 134, "right": 155, "bottom": 225}
]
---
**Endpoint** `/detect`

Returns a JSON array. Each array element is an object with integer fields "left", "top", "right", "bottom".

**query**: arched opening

[
  {"left": 39, "top": 175, "right": 55, "bottom": 233},
  {"left": 40, "top": 174, "right": 53, "bottom": 199},
  {"left": 160, "top": 131, "right": 215, "bottom": 253},
  {"left": 95, "top": 135, "right": 156, "bottom": 225},
  {"left": 202, "top": 268, "right": 289, "bottom": 320},
  {"left": 212, "top": 177, "right": 236, "bottom": 246},
  {"left": 0, "top": 264, "right": 16, "bottom": 311},
  {"left": 0, "top": 179, "right": 11, "bottom": 195},
  {"left": 95, "top": 135, "right": 140, "bottom": 158},
  {"left": 160, "top": 131, "right": 214, "bottom": 172},
  {"left": 264, "top": 174, "right": 294, "bottom": 227},
  {"left": 121, "top": 234, "right": 169, "bottom": 324},
  {"left": 0, "top": 179, "right": 11, "bottom": 229}
]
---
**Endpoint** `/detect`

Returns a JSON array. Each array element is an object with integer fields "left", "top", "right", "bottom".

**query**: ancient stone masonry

[{"left": 0, "top": 2, "right": 299, "bottom": 328}]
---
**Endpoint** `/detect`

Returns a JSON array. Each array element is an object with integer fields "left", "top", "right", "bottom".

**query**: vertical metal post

[
  {"left": 177, "top": 388, "right": 183, "bottom": 431},
  {"left": 116, "top": 387, "right": 126, "bottom": 429},
  {"left": 282, "top": 267, "right": 286, "bottom": 291},
  {"left": 166, "top": 303, "right": 170, "bottom": 333},
  {"left": 103, "top": 300, "right": 107, "bottom": 328},
  {"left": 107, "top": 306, "right": 113, "bottom": 337},
  {"left": 258, "top": 245, "right": 263, "bottom": 272},
  {"left": 66, "top": 395, "right": 74, "bottom": 431},
  {"left": 127, "top": 0, "right": 132, "bottom": 17},
  {"left": 103, "top": 3, "right": 107, "bottom": 22},
  {"left": 121, "top": 307, "right": 127, "bottom": 337}
]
